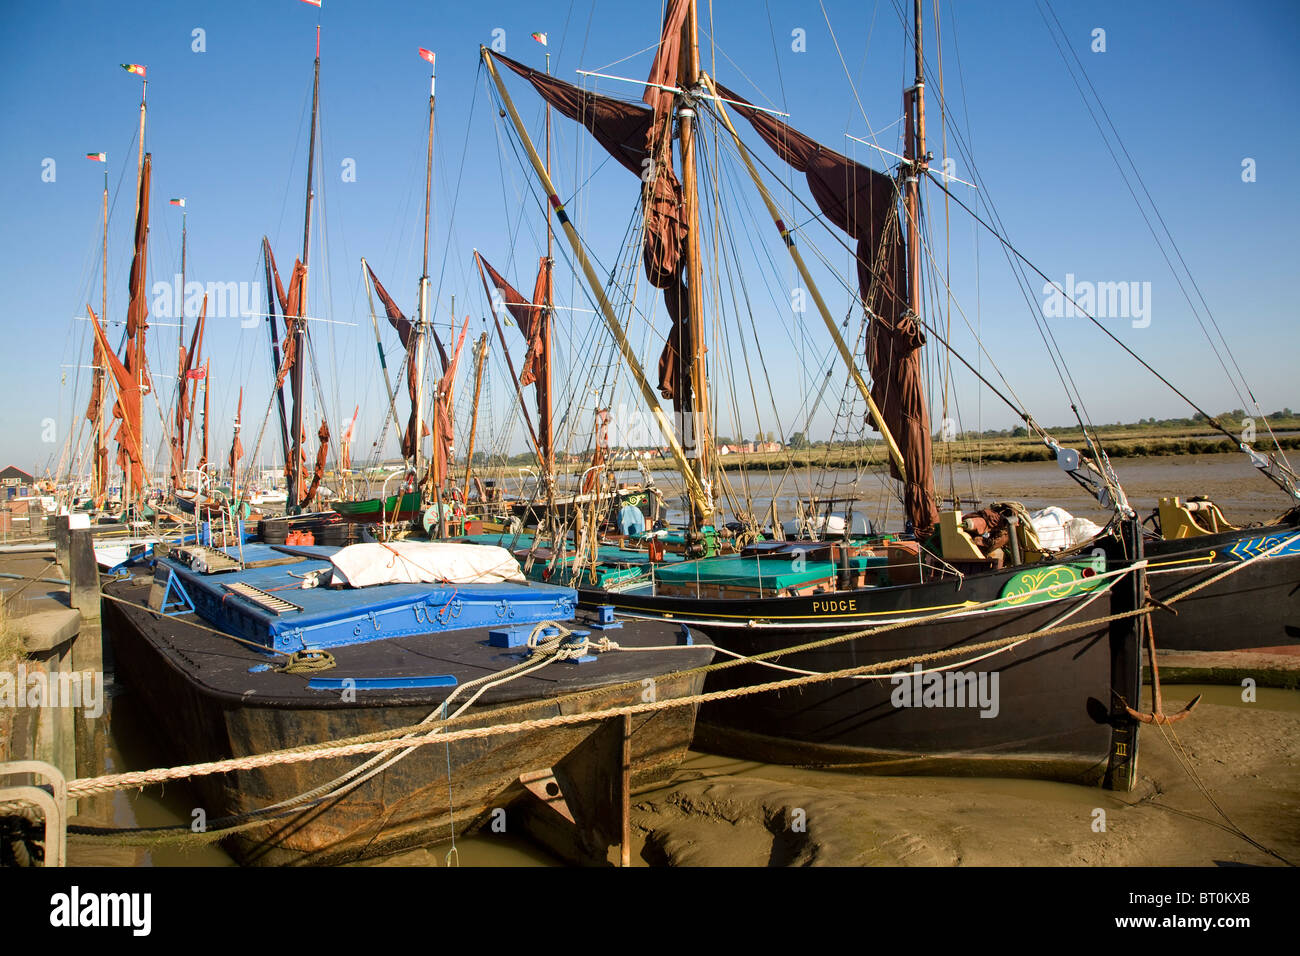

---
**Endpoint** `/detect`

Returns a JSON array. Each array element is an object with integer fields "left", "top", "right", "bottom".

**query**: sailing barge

[
  {"left": 475, "top": 0, "right": 1147, "bottom": 788},
  {"left": 104, "top": 540, "right": 712, "bottom": 865}
]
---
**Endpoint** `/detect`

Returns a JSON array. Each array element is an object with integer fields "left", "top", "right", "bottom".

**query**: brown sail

[
  {"left": 85, "top": 334, "right": 108, "bottom": 505},
  {"left": 107, "top": 152, "right": 153, "bottom": 499},
  {"left": 494, "top": 49, "right": 693, "bottom": 408},
  {"left": 170, "top": 297, "right": 207, "bottom": 488},
  {"left": 229, "top": 388, "right": 244, "bottom": 476},
  {"left": 366, "top": 264, "right": 433, "bottom": 460},
  {"left": 85, "top": 305, "right": 144, "bottom": 493},
  {"left": 717, "top": 82, "right": 938, "bottom": 536},
  {"left": 473, "top": 254, "right": 546, "bottom": 387},
  {"left": 430, "top": 318, "right": 469, "bottom": 488}
]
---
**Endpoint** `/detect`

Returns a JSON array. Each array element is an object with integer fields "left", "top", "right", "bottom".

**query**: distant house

[{"left": 1, "top": 466, "right": 33, "bottom": 487}]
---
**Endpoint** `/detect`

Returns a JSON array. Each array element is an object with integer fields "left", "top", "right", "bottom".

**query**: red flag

[
  {"left": 301, "top": 0, "right": 321, "bottom": 6},
  {"left": 418, "top": 48, "right": 435, "bottom": 66},
  {"left": 186, "top": 367, "right": 206, "bottom": 381}
]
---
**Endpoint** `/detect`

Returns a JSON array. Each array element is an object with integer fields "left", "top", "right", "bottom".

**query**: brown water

[{"left": 632, "top": 452, "right": 1294, "bottom": 528}]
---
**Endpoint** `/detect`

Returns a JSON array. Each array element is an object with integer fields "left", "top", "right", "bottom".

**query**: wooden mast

[
  {"left": 463, "top": 332, "right": 488, "bottom": 501},
  {"left": 678, "top": 0, "right": 713, "bottom": 532},
  {"left": 415, "top": 55, "right": 435, "bottom": 497},
  {"left": 540, "top": 51, "right": 555, "bottom": 482},
  {"left": 171, "top": 211, "right": 187, "bottom": 490},
  {"left": 904, "top": 0, "right": 927, "bottom": 359},
  {"left": 291, "top": 26, "right": 320, "bottom": 512},
  {"left": 126, "top": 75, "right": 147, "bottom": 513},
  {"left": 93, "top": 169, "right": 107, "bottom": 506}
]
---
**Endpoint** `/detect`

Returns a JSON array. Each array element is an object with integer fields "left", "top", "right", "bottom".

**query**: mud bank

[{"left": 629, "top": 686, "right": 1300, "bottom": 867}]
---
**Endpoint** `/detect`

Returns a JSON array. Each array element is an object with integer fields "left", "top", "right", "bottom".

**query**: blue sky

[{"left": 1, "top": 0, "right": 1297, "bottom": 478}]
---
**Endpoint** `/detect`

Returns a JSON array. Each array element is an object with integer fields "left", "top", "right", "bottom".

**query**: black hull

[
  {"left": 103, "top": 578, "right": 711, "bottom": 866},
  {"left": 1143, "top": 519, "right": 1300, "bottom": 652},
  {"left": 579, "top": 555, "right": 1136, "bottom": 783}
]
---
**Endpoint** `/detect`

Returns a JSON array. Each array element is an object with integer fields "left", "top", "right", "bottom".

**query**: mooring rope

[{"left": 4, "top": 530, "right": 1293, "bottom": 849}]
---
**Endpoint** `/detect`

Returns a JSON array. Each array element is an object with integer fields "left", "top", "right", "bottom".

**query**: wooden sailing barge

[
  {"left": 103, "top": 540, "right": 711, "bottom": 865},
  {"left": 477, "top": 0, "right": 1148, "bottom": 787}
]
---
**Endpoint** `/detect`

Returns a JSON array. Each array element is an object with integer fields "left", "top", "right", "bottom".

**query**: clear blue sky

[{"left": 1, "top": 0, "right": 1297, "bottom": 478}]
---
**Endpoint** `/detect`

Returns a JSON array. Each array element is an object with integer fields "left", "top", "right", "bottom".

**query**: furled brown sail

[
  {"left": 429, "top": 318, "right": 469, "bottom": 489},
  {"left": 85, "top": 334, "right": 108, "bottom": 505},
  {"left": 85, "top": 305, "right": 144, "bottom": 494},
  {"left": 170, "top": 296, "right": 207, "bottom": 489},
  {"left": 494, "top": 49, "right": 693, "bottom": 408},
  {"left": 229, "top": 388, "right": 244, "bottom": 476},
  {"left": 366, "top": 264, "right": 433, "bottom": 460},
  {"left": 473, "top": 254, "right": 546, "bottom": 387},
  {"left": 716, "top": 83, "right": 938, "bottom": 536}
]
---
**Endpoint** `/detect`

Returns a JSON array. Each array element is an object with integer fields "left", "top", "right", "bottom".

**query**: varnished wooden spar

[
  {"left": 463, "top": 332, "right": 488, "bottom": 496},
  {"left": 677, "top": 0, "right": 712, "bottom": 530},
  {"left": 290, "top": 27, "right": 321, "bottom": 512}
]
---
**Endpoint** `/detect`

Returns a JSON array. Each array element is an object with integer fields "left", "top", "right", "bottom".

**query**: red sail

[
  {"left": 85, "top": 327, "right": 108, "bottom": 504},
  {"left": 171, "top": 297, "right": 207, "bottom": 488},
  {"left": 272, "top": 260, "right": 307, "bottom": 392},
  {"left": 229, "top": 388, "right": 244, "bottom": 476},
  {"left": 495, "top": 49, "right": 691, "bottom": 407},
  {"left": 496, "top": 52, "right": 653, "bottom": 175},
  {"left": 430, "top": 317, "right": 469, "bottom": 489},
  {"left": 473, "top": 253, "right": 545, "bottom": 387},
  {"left": 717, "top": 83, "right": 938, "bottom": 536},
  {"left": 300, "top": 421, "right": 330, "bottom": 507},
  {"left": 86, "top": 305, "right": 144, "bottom": 493},
  {"left": 366, "top": 265, "right": 433, "bottom": 460},
  {"left": 125, "top": 155, "right": 151, "bottom": 386},
  {"left": 196, "top": 359, "right": 210, "bottom": 474}
]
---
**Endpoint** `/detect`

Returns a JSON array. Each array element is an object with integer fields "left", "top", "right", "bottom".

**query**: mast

[
  {"left": 905, "top": 0, "right": 927, "bottom": 347},
  {"left": 127, "top": 72, "right": 147, "bottom": 512},
  {"left": 291, "top": 26, "right": 320, "bottom": 510},
  {"left": 93, "top": 169, "right": 107, "bottom": 505},
  {"left": 464, "top": 332, "right": 488, "bottom": 501},
  {"left": 540, "top": 51, "right": 555, "bottom": 480},
  {"left": 171, "top": 211, "right": 187, "bottom": 490},
  {"left": 678, "top": 0, "right": 712, "bottom": 530},
  {"left": 415, "top": 53, "right": 436, "bottom": 495}
]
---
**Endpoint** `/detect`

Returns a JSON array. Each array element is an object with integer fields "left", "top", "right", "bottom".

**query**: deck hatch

[{"left": 222, "top": 581, "right": 303, "bottom": 615}]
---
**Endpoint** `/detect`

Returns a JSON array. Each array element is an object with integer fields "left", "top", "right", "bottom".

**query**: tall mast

[
  {"left": 94, "top": 169, "right": 107, "bottom": 504},
  {"left": 172, "top": 210, "right": 187, "bottom": 491},
  {"left": 905, "top": 0, "right": 928, "bottom": 326},
  {"left": 678, "top": 0, "right": 712, "bottom": 530},
  {"left": 537, "top": 52, "right": 555, "bottom": 479},
  {"left": 127, "top": 74, "right": 147, "bottom": 512},
  {"left": 180, "top": 210, "right": 186, "bottom": 359},
  {"left": 415, "top": 53, "right": 436, "bottom": 493},
  {"left": 291, "top": 26, "right": 320, "bottom": 509},
  {"left": 134, "top": 78, "right": 146, "bottom": 221},
  {"left": 464, "top": 332, "right": 488, "bottom": 499}
]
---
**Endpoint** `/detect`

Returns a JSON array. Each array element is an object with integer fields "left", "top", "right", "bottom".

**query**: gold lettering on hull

[{"left": 811, "top": 599, "right": 858, "bottom": 613}]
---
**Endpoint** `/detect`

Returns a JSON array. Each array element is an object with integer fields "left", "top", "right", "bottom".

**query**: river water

[
  {"left": 75, "top": 453, "right": 1299, "bottom": 867},
  {"left": 623, "top": 451, "right": 1293, "bottom": 529}
]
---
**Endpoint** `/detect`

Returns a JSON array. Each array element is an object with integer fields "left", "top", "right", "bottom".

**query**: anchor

[{"left": 1124, "top": 612, "right": 1199, "bottom": 725}]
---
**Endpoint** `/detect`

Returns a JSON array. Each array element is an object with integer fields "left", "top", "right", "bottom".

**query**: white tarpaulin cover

[
  {"left": 1029, "top": 506, "right": 1103, "bottom": 551},
  {"left": 327, "top": 541, "right": 527, "bottom": 588}
]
